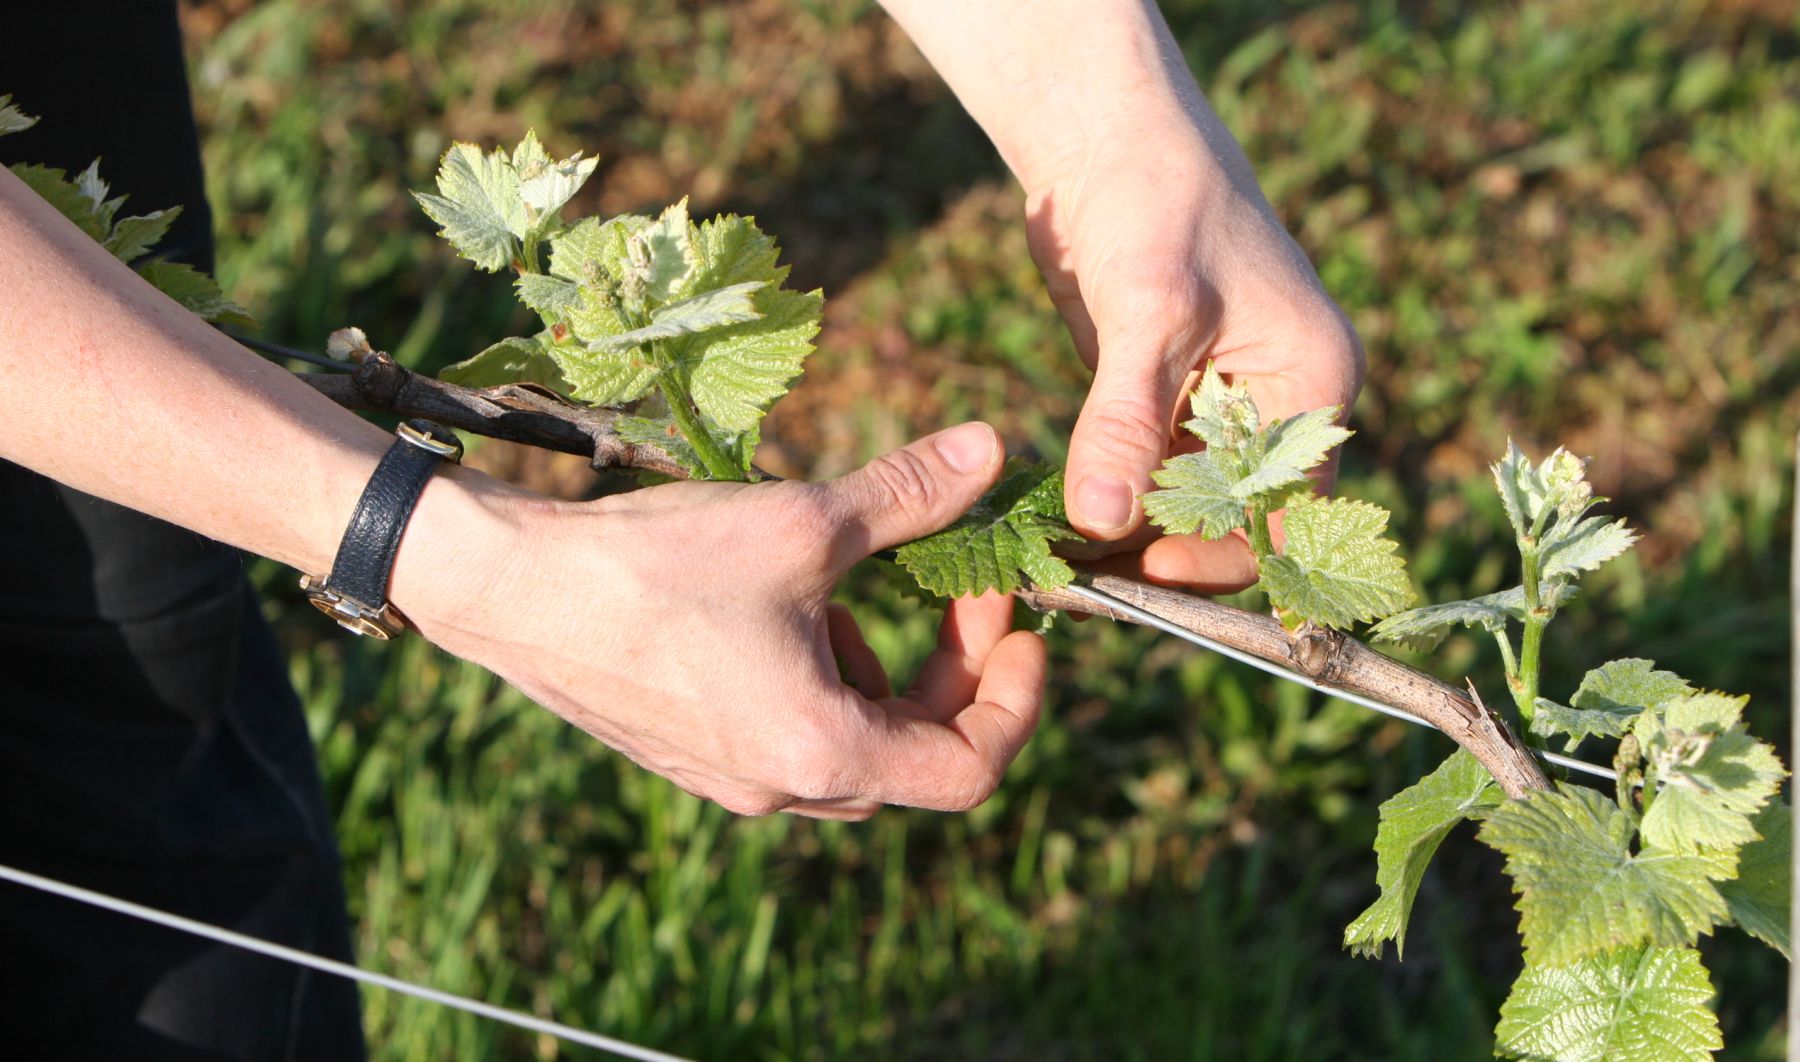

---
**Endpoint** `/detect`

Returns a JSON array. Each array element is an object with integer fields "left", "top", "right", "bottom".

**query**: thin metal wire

[
  {"left": 234, "top": 333, "right": 352, "bottom": 372},
  {"left": 0, "top": 862, "right": 690, "bottom": 1062},
  {"left": 1061, "top": 582, "right": 1618, "bottom": 783}
]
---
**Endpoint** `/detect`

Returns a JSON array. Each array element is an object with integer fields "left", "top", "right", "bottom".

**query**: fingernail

[
  {"left": 1076, "top": 474, "right": 1135, "bottom": 531},
  {"left": 935, "top": 422, "right": 997, "bottom": 474}
]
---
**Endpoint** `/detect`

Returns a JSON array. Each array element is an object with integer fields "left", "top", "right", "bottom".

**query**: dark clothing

[{"left": 1, "top": 5, "right": 365, "bottom": 1058}]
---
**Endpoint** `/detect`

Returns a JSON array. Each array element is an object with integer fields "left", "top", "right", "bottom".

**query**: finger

[
  {"left": 826, "top": 603, "right": 891, "bottom": 701},
  {"left": 815, "top": 422, "right": 1003, "bottom": 567},
  {"left": 1135, "top": 531, "right": 1260, "bottom": 593},
  {"left": 903, "top": 591, "right": 1014, "bottom": 721},
  {"left": 1064, "top": 327, "right": 1207, "bottom": 542},
  {"left": 785, "top": 797, "right": 881, "bottom": 821},
  {"left": 860, "top": 629, "right": 1047, "bottom": 811}
]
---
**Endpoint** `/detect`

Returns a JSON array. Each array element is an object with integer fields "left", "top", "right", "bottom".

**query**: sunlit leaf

[{"left": 1495, "top": 946, "right": 1721, "bottom": 1062}]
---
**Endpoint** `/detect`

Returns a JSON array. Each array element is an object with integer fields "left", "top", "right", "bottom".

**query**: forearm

[
  {"left": 0, "top": 167, "right": 506, "bottom": 618},
  {"left": 876, "top": 0, "right": 1254, "bottom": 195}
]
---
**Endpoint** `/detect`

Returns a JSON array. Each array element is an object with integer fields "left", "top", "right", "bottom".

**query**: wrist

[{"left": 386, "top": 462, "right": 545, "bottom": 643}]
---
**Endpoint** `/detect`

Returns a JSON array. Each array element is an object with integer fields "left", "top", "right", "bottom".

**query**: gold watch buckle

[
  {"left": 396, "top": 421, "right": 464, "bottom": 461},
  {"left": 298, "top": 572, "right": 406, "bottom": 639}
]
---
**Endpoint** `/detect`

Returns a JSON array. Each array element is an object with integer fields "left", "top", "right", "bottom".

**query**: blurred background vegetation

[{"left": 176, "top": 0, "right": 1796, "bottom": 1057}]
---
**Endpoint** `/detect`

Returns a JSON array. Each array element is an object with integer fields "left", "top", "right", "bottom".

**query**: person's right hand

[{"left": 393, "top": 422, "right": 1047, "bottom": 820}]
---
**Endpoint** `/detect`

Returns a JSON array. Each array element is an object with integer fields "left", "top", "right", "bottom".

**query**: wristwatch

[{"left": 300, "top": 419, "right": 464, "bottom": 638}]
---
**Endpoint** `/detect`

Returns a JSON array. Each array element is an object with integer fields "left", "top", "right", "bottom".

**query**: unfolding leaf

[
  {"left": 1181, "top": 363, "right": 1260, "bottom": 453},
  {"left": 1479, "top": 785, "right": 1736, "bottom": 966},
  {"left": 0, "top": 95, "right": 38, "bottom": 136},
  {"left": 586, "top": 281, "right": 765, "bottom": 353},
  {"left": 414, "top": 142, "right": 527, "bottom": 272},
  {"left": 1343, "top": 749, "right": 1500, "bottom": 959},
  {"left": 550, "top": 214, "right": 646, "bottom": 285},
  {"left": 103, "top": 207, "right": 181, "bottom": 263},
  {"left": 1493, "top": 439, "right": 1551, "bottom": 541},
  {"left": 627, "top": 198, "right": 697, "bottom": 304},
  {"left": 1495, "top": 946, "right": 1721, "bottom": 1062},
  {"left": 1719, "top": 803, "right": 1791, "bottom": 958},
  {"left": 1145, "top": 365, "right": 1350, "bottom": 539},
  {"left": 71, "top": 159, "right": 125, "bottom": 231},
  {"left": 137, "top": 260, "right": 258, "bottom": 330},
  {"left": 1532, "top": 658, "right": 1694, "bottom": 751},
  {"left": 1257, "top": 496, "right": 1413, "bottom": 629},
  {"left": 1370, "top": 584, "right": 1579, "bottom": 652},
  {"left": 1636, "top": 702, "right": 1785, "bottom": 854},
  {"left": 1539, "top": 515, "right": 1636, "bottom": 581},
  {"left": 895, "top": 462, "right": 1081, "bottom": 597},
  {"left": 1142, "top": 448, "right": 1247, "bottom": 540},
  {"left": 511, "top": 129, "right": 597, "bottom": 222},
  {"left": 439, "top": 335, "right": 570, "bottom": 393}
]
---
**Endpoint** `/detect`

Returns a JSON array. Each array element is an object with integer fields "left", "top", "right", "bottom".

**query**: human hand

[
  {"left": 873, "top": 0, "right": 1364, "bottom": 592},
  {"left": 1026, "top": 118, "right": 1365, "bottom": 593},
  {"left": 394, "top": 422, "right": 1046, "bottom": 820}
]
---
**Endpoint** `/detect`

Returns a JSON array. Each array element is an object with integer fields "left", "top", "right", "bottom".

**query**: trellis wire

[{"left": 0, "top": 862, "right": 688, "bottom": 1062}]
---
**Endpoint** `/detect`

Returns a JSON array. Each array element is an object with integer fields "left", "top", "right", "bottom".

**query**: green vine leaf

[
  {"left": 1719, "top": 803, "right": 1791, "bottom": 958},
  {"left": 439, "top": 334, "right": 570, "bottom": 393},
  {"left": 1233, "top": 405, "right": 1352, "bottom": 499},
  {"left": 10, "top": 163, "right": 109, "bottom": 241},
  {"left": 414, "top": 142, "right": 529, "bottom": 272},
  {"left": 137, "top": 261, "right": 259, "bottom": 330},
  {"left": 1495, "top": 946, "right": 1722, "bottom": 1062},
  {"left": 586, "top": 281, "right": 765, "bottom": 354},
  {"left": 1257, "top": 495, "right": 1413, "bottom": 629},
  {"left": 675, "top": 280, "right": 820, "bottom": 434},
  {"left": 1539, "top": 515, "right": 1637, "bottom": 582},
  {"left": 894, "top": 462, "right": 1080, "bottom": 597},
  {"left": 1369, "top": 583, "right": 1579, "bottom": 652},
  {"left": 1141, "top": 448, "right": 1245, "bottom": 540},
  {"left": 1531, "top": 659, "right": 1695, "bottom": 752},
  {"left": 1634, "top": 698, "right": 1786, "bottom": 854},
  {"left": 0, "top": 94, "right": 38, "bottom": 136},
  {"left": 1479, "top": 785, "right": 1736, "bottom": 967},
  {"left": 103, "top": 206, "right": 182, "bottom": 264},
  {"left": 516, "top": 273, "right": 581, "bottom": 324},
  {"left": 1343, "top": 749, "right": 1500, "bottom": 959}
]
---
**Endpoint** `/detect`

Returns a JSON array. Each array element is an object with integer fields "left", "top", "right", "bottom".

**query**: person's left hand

[{"left": 1023, "top": 114, "right": 1366, "bottom": 593}]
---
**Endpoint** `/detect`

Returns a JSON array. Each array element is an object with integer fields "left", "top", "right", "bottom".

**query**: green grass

[{"left": 181, "top": 0, "right": 1798, "bottom": 1057}]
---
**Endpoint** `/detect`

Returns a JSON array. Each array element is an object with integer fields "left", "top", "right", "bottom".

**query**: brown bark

[{"left": 300, "top": 352, "right": 1551, "bottom": 797}]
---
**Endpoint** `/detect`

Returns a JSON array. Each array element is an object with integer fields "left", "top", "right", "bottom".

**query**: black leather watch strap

[{"left": 302, "top": 419, "right": 462, "bottom": 638}]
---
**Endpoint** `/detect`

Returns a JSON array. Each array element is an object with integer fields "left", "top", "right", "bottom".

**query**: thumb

[
  {"left": 817, "top": 421, "right": 1003, "bottom": 569},
  {"left": 1064, "top": 338, "right": 1191, "bottom": 540}
]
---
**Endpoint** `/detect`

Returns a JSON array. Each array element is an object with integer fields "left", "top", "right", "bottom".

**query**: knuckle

[
  {"left": 946, "top": 769, "right": 1004, "bottom": 812},
  {"left": 768, "top": 721, "right": 853, "bottom": 801},
  {"left": 863, "top": 448, "right": 940, "bottom": 524},
  {"left": 765, "top": 483, "right": 837, "bottom": 541},
  {"left": 1080, "top": 396, "right": 1170, "bottom": 464},
  {"left": 717, "top": 788, "right": 791, "bottom": 818}
]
